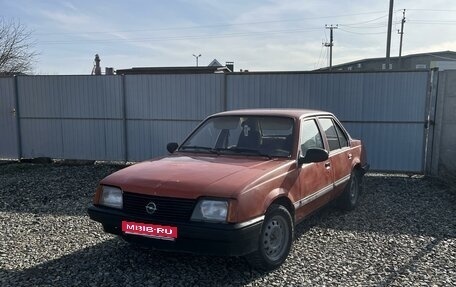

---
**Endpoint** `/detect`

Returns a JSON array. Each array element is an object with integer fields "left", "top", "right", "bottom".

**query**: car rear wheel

[
  {"left": 338, "top": 171, "right": 360, "bottom": 210},
  {"left": 246, "top": 204, "right": 293, "bottom": 271}
]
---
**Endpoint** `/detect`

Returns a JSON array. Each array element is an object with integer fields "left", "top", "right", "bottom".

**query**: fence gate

[{"left": 0, "top": 77, "right": 19, "bottom": 159}]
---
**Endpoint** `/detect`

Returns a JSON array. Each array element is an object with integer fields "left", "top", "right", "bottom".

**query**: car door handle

[
  {"left": 348, "top": 153, "right": 352, "bottom": 159},
  {"left": 324, "top": 162, "right": 331, "bottom": 168}
]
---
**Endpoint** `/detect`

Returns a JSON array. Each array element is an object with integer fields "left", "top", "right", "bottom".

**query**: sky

[{"left": 1, "top": 0, "right": 456, "bottom": 75}]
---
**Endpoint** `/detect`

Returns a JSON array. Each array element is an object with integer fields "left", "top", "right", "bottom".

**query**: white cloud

[
  {"left": 61, "top": 2, "right": 78, "bottom": 12},
  {"left": 39, "top": 10, "right": 90, "bottom": 27},
  {"left": 407, "top": 41, "right": 456, "bottom": 55}
]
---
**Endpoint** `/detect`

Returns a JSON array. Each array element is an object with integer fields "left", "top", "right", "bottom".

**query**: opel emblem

[{"left": 145, "top": 202, "right": 157, "bottom": 215}]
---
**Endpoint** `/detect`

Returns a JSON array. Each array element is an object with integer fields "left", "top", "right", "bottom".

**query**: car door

[
  {"left": 317, "top": 117, "right": 352, "bottom": 197},
  {"left": 295, "top": 118, "right": 334, "bottom": 221}
]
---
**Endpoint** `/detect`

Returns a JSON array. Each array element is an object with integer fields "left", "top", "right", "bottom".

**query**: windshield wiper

[
  {"left": 179, "top": 145, "right": 219, "bottom": 155},
  {"left": 216, "top": 147, "right": 272, "bottom": 159}
]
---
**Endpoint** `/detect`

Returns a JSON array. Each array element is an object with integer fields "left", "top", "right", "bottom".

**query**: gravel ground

[{"left": 0, "top": 163, "right": 455, "bottom": 286}]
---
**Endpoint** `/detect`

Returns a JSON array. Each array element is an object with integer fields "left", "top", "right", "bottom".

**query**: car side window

[
  {"left": 319, "top": 118, "right": 349, "bottom": 151},
  {"left": 334, "top": 122, "right": 348, "bottom": 148},
  {"left": 300, "top": 119, "right": 324, "bottom": 156}
]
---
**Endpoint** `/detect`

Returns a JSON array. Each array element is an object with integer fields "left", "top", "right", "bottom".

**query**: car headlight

[
  {"left": 191, "top": 199, "right": 228, "bottom": 223},
  {"left": 99, "top": 186, "right": 123, "bottom": 209}
]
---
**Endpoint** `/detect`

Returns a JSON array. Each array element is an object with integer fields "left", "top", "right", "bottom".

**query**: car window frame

[
  {"left": 298, "top": 117, "right": 325, "bottom": 156},
  {"left": 316, "top": 116, "right": 351, "bottom": 154}
]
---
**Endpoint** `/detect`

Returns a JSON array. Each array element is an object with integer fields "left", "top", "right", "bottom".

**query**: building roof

[
  {"left": 116, "top": 58, "right": 233, "bottom": 75},
  {"left": 116, "top": 66, "right": 231, "bottom": 75},
  {"left": 208, "top": 59, "right": 222, "bottom": 67},
  {"left": 316, "top": 50, "right": 456, "bottom": 71}
]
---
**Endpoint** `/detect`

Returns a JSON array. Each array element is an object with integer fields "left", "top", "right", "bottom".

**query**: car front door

[{"left": 295, "top": 118, "right": 334, "bottom": 221}]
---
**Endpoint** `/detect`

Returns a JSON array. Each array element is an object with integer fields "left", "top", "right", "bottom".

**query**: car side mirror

[
  {"left": 167, "top": 142, "right": 178, "bottom": 153},
  {"left": 298, "top": 148, "right": 329, "bottom": 165}
]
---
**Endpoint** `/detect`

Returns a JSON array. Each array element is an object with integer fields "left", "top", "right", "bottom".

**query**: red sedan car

[{"left": 88, "top": 109, "right": 368, "bottom": 270}]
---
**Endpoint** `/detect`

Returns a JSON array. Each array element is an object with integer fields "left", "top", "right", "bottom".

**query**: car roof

[{"left": 211, "top": 109, "right": 333, "bottom": 120}]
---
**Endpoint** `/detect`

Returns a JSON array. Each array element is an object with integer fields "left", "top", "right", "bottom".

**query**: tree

[{"left": 0, "top": 18, "right": 37, "bottom": 75}]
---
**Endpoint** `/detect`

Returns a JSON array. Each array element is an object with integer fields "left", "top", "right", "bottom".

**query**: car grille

[{"left": 123, "top": 192, "right": 196, "bottom": 222}]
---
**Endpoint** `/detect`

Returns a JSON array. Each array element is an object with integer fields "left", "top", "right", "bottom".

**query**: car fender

[{"left": 262, "top": 187, "right": 295, "bottom": 215}]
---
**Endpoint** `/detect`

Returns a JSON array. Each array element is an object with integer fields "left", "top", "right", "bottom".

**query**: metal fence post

[
  {"left": 13, "top": 75, "right": 23, "bottom": 160},
  {"left": 122, "top": 74, "right": 129, "bottom": 162},
  {"left": 424, "top": 68, "right": 439, "bottom": 175}
]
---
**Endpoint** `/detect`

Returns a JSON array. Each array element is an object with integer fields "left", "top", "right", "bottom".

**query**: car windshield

[{"left": 179, "top": 116, "right": 294, "bottom": 158}]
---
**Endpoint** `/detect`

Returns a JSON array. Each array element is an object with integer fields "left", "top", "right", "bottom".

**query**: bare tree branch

[{"left": 0, "top": 18, "right": 37, "bottom": 75}]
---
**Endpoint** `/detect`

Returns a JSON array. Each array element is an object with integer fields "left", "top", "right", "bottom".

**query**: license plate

[{"left": 122, "top": 221, "right": 178, "bottom": 240}]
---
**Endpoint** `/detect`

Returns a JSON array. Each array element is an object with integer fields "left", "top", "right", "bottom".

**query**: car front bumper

[{"left": 87, "top": 205, "right": 263, "bottom": 256}]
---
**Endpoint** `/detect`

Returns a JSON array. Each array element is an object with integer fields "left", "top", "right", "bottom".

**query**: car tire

[
  {"left": 338, "top": 171, "right": 361, "bottom": 211},
  {"left": 246, "top": 204, "right": 293, "bottom": 271}
]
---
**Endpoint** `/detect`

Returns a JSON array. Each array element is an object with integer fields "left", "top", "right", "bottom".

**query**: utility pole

[
  {"left": 324, "top": 24, "right": 338, "bottom": 70},
  {"left": 385, "top": 0, "right": 394, "bottom": 69},
  {"left": 192, "top": 54, "right": 201, "bottom": 67},
  {"left": 397, "top": 9, "right": 406, "bottom": 64}
]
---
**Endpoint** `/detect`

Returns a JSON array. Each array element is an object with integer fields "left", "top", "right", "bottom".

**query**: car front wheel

[{"left": 246, "top": 204, "right": 293, "bottom": 271}]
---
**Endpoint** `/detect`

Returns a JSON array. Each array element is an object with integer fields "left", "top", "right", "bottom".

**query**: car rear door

[{"left": 317, "top": 117, "right": 352, "bottom": 197}]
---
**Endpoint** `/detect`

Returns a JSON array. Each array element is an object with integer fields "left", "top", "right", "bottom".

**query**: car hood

[{"left": 101, "top": 154, "right": 292, "bottom": 199}]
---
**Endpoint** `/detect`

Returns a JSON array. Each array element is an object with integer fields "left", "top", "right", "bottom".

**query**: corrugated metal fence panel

[
  {"left": 360, "top": 72, "right": 428, "bottom": 122},
  {"left": 227, "top": 72, "right": 429, "bottom": 172},
  {"left": 227, "top": 73, "right": 365, "bottom": 116},
  {"left": 343, "top": 122, "right": 424, "bottom": 171},
  {"left": 227, "top": 72, "right": 428, "bottom": 122},
  {"left": 17, "top": 76, "right": 124, "bottom": 160},
  {"left": 127, "top": 120, "right": 199, "bottom": 161},
  {"left": 125, "top": 74, "right": 224, "bottom": 120},
  {"left": 18, "top": 75, "right": 123, "bottom": 118},
  {"left": 0, "top": 77, "right": 19, "bottom": 159},
  {"left": 124, "top": 74, "right": 224, "bottom": 161}
]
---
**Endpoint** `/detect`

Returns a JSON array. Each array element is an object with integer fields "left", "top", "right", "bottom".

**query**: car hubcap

[{"left": 263, "top": 216, "right": 288, "bottom": 261}]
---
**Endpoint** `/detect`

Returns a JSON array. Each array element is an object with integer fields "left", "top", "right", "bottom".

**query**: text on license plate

[{"left": 122, "top": 221, "right": 178, "bottom": 240}]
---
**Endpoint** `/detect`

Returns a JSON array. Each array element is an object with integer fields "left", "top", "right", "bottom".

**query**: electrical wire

[
  {"left": 34, "top": 11, "right": 387, "bottom": 36},
  {"left": 405, "top": 9, "right": 456, "bottom": 12},
  {"left": 315, "top": 38, "right": 325, "bottom": 69},
  {"left": 38, "top": 27, "right": 323, "bottom": 45},
  {"left": 36, "top": 12, "right": 399, "bottom": 46},
  {"left": 339, "top": 14, "right": 388, "bottom": 27},
  {"left": 338, "top": 28, "right": 386, "bottom": 35},
  {"left": 407, "top": 19, "right": 456, "bottom": 24},
  {"left": 339, "top": 22, "right": 389, "bottom": 29}
]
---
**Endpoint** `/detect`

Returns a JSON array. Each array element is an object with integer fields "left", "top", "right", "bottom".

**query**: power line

[
  {"left": 338, "top": 28, "right": 386, "bottom": 35},
  {"left": 405, "top": 8, "right": 456, "bottom": 12},
  {"left": 34, "top": 11, "right": 387, "bottom": 36},
  {"left": 341, "top": 22, "right": 389, "bottom": 29},
  {"left": 315, "top": 42, "right": 324, "bottom": 69},
  {"left": 339, "top": 14, "right": 389, "bottom": 26},
  {"left": 407, "top": 19, "right": 456, "bottom": 24},
  {"left": 37, "top": 27, "right": 323, "bottom": 45}
]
